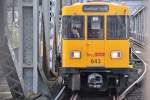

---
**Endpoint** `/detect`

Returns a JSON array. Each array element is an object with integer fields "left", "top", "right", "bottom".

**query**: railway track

[
  {"left": 54, "top": 48, "right": 146, "bottom": 100},
  {"left": 66, "top": 91, "right": 116, "bottom": 100},
  {"left": 55, "top": 89, "right": 117, "bottom": 100}
]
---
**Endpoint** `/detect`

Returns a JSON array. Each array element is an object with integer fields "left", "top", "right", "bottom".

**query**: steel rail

[
  {"left": 54, "top": 86, "right": 66, "bottom": 100},
  {"left": 70, "top": 92, "right": 78, "bottom": 100},
  {"left": 118, "top": 49, "right": 147, "bottom": 100}
]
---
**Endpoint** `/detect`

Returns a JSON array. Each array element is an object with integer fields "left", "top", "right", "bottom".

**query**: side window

[
  {"left": 88, "top": 16, "right": 104, "bottom": 40},
  {"left": 62, "top": 16, "right": 84, "bottom": 40}
]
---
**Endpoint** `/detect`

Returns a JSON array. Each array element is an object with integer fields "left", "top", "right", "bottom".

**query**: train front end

[{"left": 61, "top": 2, "right": 132, "bottom": 93}]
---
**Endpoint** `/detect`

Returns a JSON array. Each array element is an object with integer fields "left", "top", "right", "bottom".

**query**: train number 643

[{"left": 91, "top": 59, "right": 101, "bottom": 64}]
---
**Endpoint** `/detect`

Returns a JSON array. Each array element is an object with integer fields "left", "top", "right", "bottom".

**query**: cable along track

[{"left": 118, "top": 48, "right": 146, "bottom": 100}]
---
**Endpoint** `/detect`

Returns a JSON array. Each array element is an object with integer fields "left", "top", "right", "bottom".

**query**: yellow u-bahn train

[{"left": 61, "top": 2, "right": 132, "bottom": 94}]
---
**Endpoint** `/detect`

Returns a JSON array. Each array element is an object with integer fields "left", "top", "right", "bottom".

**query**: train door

[{"left": 86, "top": 16, "right": 105, "bottom": 67}]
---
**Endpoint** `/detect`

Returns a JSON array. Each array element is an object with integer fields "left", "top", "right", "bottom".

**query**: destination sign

[{"left": 83, "top": 5, "right": 109, "bottom": 12}]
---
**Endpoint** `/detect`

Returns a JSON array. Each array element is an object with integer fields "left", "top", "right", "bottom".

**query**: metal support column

[
  {"left": 19, "top": 0, "right": 39, "bottom": 96},
  {"left": 42, "top": 0, "right": 59, "bottom": 76}
]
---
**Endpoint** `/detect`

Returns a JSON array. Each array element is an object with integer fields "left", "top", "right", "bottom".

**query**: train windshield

[
  {"left": 62, "top": 16, "right": 84, "bottom": 40},
  {"left": 88, "top": 16, "right": 104, "bottom": 40},
  {"left": 107, "top": 16, "right": 129, "bottom": 40}
]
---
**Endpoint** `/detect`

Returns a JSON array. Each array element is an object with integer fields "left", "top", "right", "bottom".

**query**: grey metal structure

[
  {"left": 19, "top": 0, "right": 39, "bottom": 95},
  {"left": 18, "top": 0, "right": 60, "bottom": 98},
  {"left": 131, "top": 6, "right": 146, "bottom": 45},
  {"left": 0, "top": 0, "right": 25, "bottom": 99},
  {"left": 62, "top": 0, "right": 84, "bottom": 6}
]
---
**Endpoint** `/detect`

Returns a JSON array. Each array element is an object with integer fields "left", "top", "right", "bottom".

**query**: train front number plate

[{"left": 91, "top": 59, "right": 101, "bottom": 64}]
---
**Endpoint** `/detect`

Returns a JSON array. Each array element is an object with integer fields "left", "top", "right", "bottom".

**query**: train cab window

[
  {"left": 62, "top": 16, "right": 84, "bottom": 40},
  {"left": 88, "top": 16, "right": 104, "bottom": 40},
  {"left": 107, "top": 16, "right": 129, "bottom": 40}
]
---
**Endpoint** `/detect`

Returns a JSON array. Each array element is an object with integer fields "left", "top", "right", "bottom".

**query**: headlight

[
  {"left": 111, "top": 51, "right": 121, "bottom": 59},
  {"left": 71, "top": 51, "right": 81, "bottom": 59}
]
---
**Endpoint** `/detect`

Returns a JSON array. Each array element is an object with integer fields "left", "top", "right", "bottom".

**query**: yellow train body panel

[
  {"left": 105, "top": 40, "right": 129, "bottom": 68},
  {"left": 62, "top": 40, "right": 87, "bottom": 68},
  {"left": 62, "top": 40, "right": 129, "bottom": 68},
  {"left": 62, "top": 40, "right": 105, "bottom": 68}
]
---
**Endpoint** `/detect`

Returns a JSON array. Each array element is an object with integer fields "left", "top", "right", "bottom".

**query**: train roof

[
  {"left": 62, "top": 2, "right": 130, "bottom": 16},
  {"left": 72, "top": 2, "right": 127, "bottom": 6}
]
